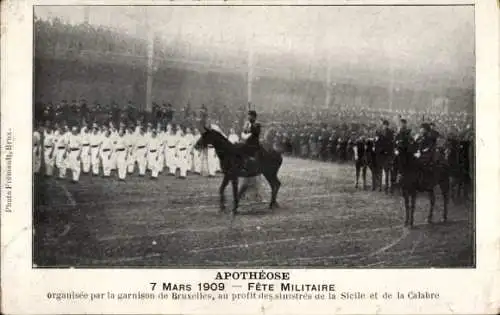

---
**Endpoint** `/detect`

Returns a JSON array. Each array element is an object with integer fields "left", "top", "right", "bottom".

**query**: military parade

[
  {"left": 34, "top": 100, "right": 474, "bottom": 204},
  {"left": 32, "top": 6, "right": 475, "bottom": 268}
]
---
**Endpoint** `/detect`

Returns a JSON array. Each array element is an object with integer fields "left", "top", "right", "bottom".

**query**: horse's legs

[
  {"left": 362, "top": 166, "right": 367, "bottom": 190},
  {"left": 237, "top": 178, "right": 249, "bottom": 200},
  {"left": 440, "top": 177, "right": 450, "bottom": 223},
  {"left": 403, "top": 190, "right": 410, "bottom": 227},
  {"left": 355, "top": 163, "right": 360, "bottom": 188},
  {"left": 219, "top": 176, "right": 229, "bottom": 212},
  {"left": 371, "top": 168, "right": 378, "bottom": 191},
  {"left": 384, "top": 167, "right": 390, "bottom": 194},
  {"left": 390, "top": 165, "right": 397, "bottom": 194},
  {"left": 410, "top": 191, "right": 417, "bottom": 227},
  {"left": 263, "top": 171, "right": 279, "bottom": 209},
  {"left": 231, "top": 177, "right": 239, "bottom": 214},
  {"left": 428, "top": 189, "right": 435, "bottom": 224}
]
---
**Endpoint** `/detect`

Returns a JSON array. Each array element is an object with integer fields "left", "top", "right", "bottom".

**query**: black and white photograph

[{"left": 32, "top": 5, "right": 475, "bottom": 268}]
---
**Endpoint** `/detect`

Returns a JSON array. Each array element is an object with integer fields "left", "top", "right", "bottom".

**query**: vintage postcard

[{"left": 1, "top": 0, "right": 499, "bottom": 314}]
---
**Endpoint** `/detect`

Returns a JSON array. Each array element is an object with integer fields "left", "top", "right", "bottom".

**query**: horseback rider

[
  {"left": 395, "top": 118, "right": 412, "bottom": 149},
  {"left": 241, "top": 110, "right": 262, "bottom": 165},
  {"left": 415, "top": 122, "right": 437, "bottom": 166},
  {"left": 375, "top": 119, "right": 395, "bottom": 154}
]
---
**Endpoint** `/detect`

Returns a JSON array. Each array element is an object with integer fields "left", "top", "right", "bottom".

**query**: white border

[{"left": 1, "top": 0, "right": 499, "bottom": 314}]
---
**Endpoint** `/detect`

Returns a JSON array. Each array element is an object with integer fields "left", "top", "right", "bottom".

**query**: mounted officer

[
  {"left": 241, "top": 110, "right": 262, "bottom": 167},
  {"left": 395, "top": 118, "right": 412, "bottom": 149}
]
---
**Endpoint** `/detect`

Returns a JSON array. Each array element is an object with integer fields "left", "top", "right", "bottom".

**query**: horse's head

[
  {"left": 194, "top": 125, "right": 229, "bottom": 151},
  {"left": 194, "top": 125, "right": 213, "bottom": 150}
]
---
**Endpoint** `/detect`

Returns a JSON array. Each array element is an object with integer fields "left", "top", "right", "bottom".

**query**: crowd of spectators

[{"left": 34, "top": 16, "right": 474, "bottom": 163}]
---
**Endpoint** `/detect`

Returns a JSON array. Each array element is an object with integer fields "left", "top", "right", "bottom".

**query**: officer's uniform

[
  {"left": 114, "top": 134, "right": 129, "bottom": 180},
  {"left": 416, "top": 132, "right": 435, "bottom": 165},
  {"left": 100, "top": 133, "right": 114, "bottom": 177},
  {"left": 89, "top": 129, "right": 102, "bottom": 176},
  {"left": 55, "top": 130, "right": 69, "bottom": 178},
  {"left": 134, "top": 131, "right": 148, "bottom": 176},
  {"left": 375, "top": 127, "right": 395, "bottom": 155},
  {"left": 80, "top": 128, "right": 91, "bottom": 173},
  {"left": 147, "top": 132, "right": 162, "bottom": 179},
  {"left": 395, "top": 127, "right": 413, "bottom": 154},
  {"left": 67, "top": 130, "right": 82, "bottom": 182},
  {"left": 43, "top": 130, "right": 55, "bottom": 176},
  {"left": 33, "top": 131, "right": 42, "bottom": 174}
]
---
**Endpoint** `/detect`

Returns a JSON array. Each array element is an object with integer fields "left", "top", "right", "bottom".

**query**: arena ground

[{"left": 34, "top": 157, "right": 474, "bottom": 268}]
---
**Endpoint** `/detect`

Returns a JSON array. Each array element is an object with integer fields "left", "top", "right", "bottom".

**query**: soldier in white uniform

[
  {"left": 125, "top": 126, "right": 136, "bottom": 174},
  {"left": 228, "top": 127, "right": 240, "bottom": 144},
  {"left": 67, "top": 126, "right": 82, "bottom": 183},
  {"left": 114, "top": 129, "right": 129, "bottom": 180},
  {"left": 33, "top": 128, "right": 42, "bottom": 174},
  {"left": 134, "top": 120, "right": 142, "bottom": 135},
  {"left": 100, "top": 129, "right": 114, "bottom": 177},
  {"left": 175, "top": 127, "right": 190, "bottom": 179},
  {"left": 184, "top": 127, "right": 195, "bottom": 173},
  {"left": 134, "top": 127, "right": 148, "bottom": 176},
  {"left": 89, "top": 124, "right": 102, "bottom": 176},
  {"left": 192, "top": 128, "right": 202, "bottom": 174},
  {"left": 147, "top": 129, "right": 162, "bottom": 179},
  {"left": 43, "top": 126, "right": 55, "bottom": 176},
  {"left": 157, "top": 126, "right": 166, "bottom": 173},
  {"left": 80, "top": 125, "right": 91, "bottom": 174},
  {"left": 164, "top": 124, "right": 178, "bottom": 176},
  {"left": 109, "top": 123, "right": 119, "bottom": 171},
  {"left": 55, "top": 126, "right": 69, "bottom": 179},
  {"left": 206, "top": 121, "right": 221, "bottom": 177}
]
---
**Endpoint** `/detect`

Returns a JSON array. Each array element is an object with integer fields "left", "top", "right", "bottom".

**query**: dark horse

[
  {"left": 394, "top": 140, "right": 450, "bottom": 227},
  {"left": 194, "top": 126, "right": 283, "bottom": 214}
]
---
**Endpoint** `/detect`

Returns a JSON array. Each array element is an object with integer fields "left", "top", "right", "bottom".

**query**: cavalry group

[{"left": 32, "top": 121, "right": 244, "bottom": 182}]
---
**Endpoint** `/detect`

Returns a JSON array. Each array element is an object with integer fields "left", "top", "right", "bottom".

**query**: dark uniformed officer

[
  {"left": 375, "top": 119, "right": 395, "bottom": 154},
  {"left": 416, "top": 123, "right": 435, "bottom": 165},
  {"left": 395, "top": 119, "right": 412, "bottom": 149},
  {"left": 242, "top": 110, "right": 261, "bottom": 159}
]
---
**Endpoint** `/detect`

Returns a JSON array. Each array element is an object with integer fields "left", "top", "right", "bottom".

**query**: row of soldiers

[
  {"left": 32, "top": 121, "right": 230, "bottom": 182},
  {"left": 263, "top": 119, "right": 473, "bottom": 162}
]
